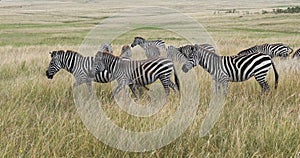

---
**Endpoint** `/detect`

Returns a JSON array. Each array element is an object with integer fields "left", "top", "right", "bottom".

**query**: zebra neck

[
  {"left": 63, "top": 54, "right": 81, "bottom": 73},
  {"left": 199, "top": 52, "right": 220, "bottom": 75}
]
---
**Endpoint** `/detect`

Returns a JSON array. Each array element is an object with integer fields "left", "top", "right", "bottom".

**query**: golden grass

[{"left": 1, "top": 1, "right": 300, "bottom": 157}]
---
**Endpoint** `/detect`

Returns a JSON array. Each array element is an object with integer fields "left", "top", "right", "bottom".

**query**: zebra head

[
  {"left": 182, "top": 45, "right": 199, "bottom": 73},
  {"left": 99, "top": 43, "right": 113, "bottom": 54},
  {"left": 178, "top": 45, "right": 194, "bottom": 57},
  {"left": 46, "top": 50, "right": 64, "bottom": 79},
  {"left": 130, "top": 37, "right": 145, "bottom": 47},
  {"left": 269, "top": 43, "right": 293, "bottom": 58}
]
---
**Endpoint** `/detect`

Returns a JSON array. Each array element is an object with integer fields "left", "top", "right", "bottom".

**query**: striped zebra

[
  {"left": 130, "top": 36, "right": 165, "bottom": 58},
  {"left": 94, "top": 49, "right": 180, "bottom": 98},
  {"left": 182, "top": 44, "right": 279, "bottom": 94},
  {"left": 166, "top": 44, "right": 216, "bottom": 63},
  {"left": 46, "top": 50, "right": 114, "bottom": 90},
  {"left": 238, "top": 43, "right": 293, "bottom": 58},
  {"left": 119, "top": 45, "right": 150, "bottom": 92},
  {"left": 292, "top": 48, "right": 300, "bottom": 59},
  {"left": 46, "top": 43, "right": 116, "bottom": 90}
]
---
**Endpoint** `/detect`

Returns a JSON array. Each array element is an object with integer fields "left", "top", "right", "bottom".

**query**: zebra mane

[
  {"left": 260, "top": 43, "right": 270, "bottom": 47},
  {"left": 194, "top": 44, "right": 219, "bottom": 56},
  {"left": 134, "top": 36, "right": 145, "bottom": 41},
  {"left": 102, "top": 51, "right": 120, "bottom": 59},
  {"left": 50, "top": 50, "right": 83, "bottom": 58},
  {"left": 135, "top": 36, "right": 165, "bottom": 45}
]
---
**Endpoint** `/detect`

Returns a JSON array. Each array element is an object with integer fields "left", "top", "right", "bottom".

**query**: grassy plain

[{"left": 0, "top": 1, "right": 300, "bottom": 157}]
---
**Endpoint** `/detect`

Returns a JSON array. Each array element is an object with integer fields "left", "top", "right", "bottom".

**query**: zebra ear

[{"left": 49, "top": 51, "right": 55, "bottom": 58}]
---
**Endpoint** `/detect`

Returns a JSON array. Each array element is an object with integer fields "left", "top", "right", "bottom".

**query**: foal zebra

[
  {"left": 292, "top": 48, "right": 300, "bottom": 59},
  {"left": 182, "top": 44, "right": 279, "bottom": 95},
  {"left": 238, "top": 43, "right": 293, "bottom": 58},
  {"left": 166, "top": 44, "right": 216, "bottom": 63},
  {"left": 130, "top": 36, "right": 165, "bottom": 58},
  {"left": 94, "top": 49, "right": 180, "bottom": 98}
]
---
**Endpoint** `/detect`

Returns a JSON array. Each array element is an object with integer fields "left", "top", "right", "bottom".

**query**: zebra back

[
  {"left": 237, "top": 45, "right": 259, "bottom": 56},
  {"left": 238, "top": 43, "right": 292, "bottom": 58}
]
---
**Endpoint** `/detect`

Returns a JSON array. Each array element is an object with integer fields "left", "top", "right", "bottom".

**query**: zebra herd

[{"left": 46, "top": 36, "right": 299, "bottom": 98}]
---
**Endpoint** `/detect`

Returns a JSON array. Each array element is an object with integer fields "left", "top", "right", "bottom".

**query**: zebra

[
  {"left": 119, "top": 45, "right": 150, "bottom": 92},
  {"left": 182, "top": 44, "right": 279, "bottom": 95},
  {"left": 94, "top": 48, "right": 180, "bottom": 98},
  {"left": 292, "top": 48, "right": 300, "bottom": 59},
  {"left": 46, "top": 43, "right": 117, "bottom": 89},
  {"left": 166, "top": 44, "right": 216, "bottom": 63},
  {"left": 237, "top": 43, "right": 293, "bottom": 58},
  {"left": 130, "top": 36, "right": 166, "bottom": 58},
  {"left": 45, "top": 49, "right": 115, "bottom": 90}
]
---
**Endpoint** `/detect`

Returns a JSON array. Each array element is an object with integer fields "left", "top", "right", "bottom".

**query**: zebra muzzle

[
  {"left": 46, "top": 70, "right": 53, "bottom": 79},
  {"left": 182, "top": 65, "right": 189, "bottom": 73},
  {"left": 130, "top": 44, "right": 136, "bottom": 48}
]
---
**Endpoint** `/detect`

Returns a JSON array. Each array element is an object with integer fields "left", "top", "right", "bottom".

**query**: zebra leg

[
  {"left": 168, "top": 81, "right": 179, "bottom": 92},
  {"left": 159, "top": 75, "right": 170, "bottom": 95},
  {"left": 112, "top": 84, "right": 125, "bottom": 99},
  {"left": 259, "top": 81, "right": 270, "bottom": 94},
  {"left": 129, "top": 84, "right": 139, "bottom": 99},
  {"left": 254, "top": 76, "right": 270, "bottom": 94},
  {"left": 86, "top": 81, "right": 93, "bottom": 92},
  {"left": 214, "top": 81, "right": 228, "bottom": 96},
  {"left": 143, "top": 86, "right": 150, "bottom": 91}
]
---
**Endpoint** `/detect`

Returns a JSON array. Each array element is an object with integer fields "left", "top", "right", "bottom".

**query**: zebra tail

[
  {"left": 173, "top": 66, "right": 180, "bottom": 91},
  {"left": 271, "top": 61, "right": 279, "bottom": 89}
]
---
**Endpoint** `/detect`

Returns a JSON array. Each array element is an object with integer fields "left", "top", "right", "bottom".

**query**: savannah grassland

[{"left": 1, "top": 0, "right": 300, "bottom": 157}]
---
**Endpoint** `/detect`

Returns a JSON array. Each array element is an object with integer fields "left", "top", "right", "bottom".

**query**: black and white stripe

[
  {"left": 238, "top": 43, "right": 293, "bottom": 58},
  {"left": 182, "top": 44, "right": 279, "bottom": 94},
  {"left": 130, "top": 36, "right": 165, "bottom": 58},
  {"left": 94, "top": 49, "right": 180, "bottom": 98}
]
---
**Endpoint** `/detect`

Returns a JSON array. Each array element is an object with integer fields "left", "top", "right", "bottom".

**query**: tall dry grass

[{"left": 1, "top": 1, "right": 300, "bottom": 157}]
